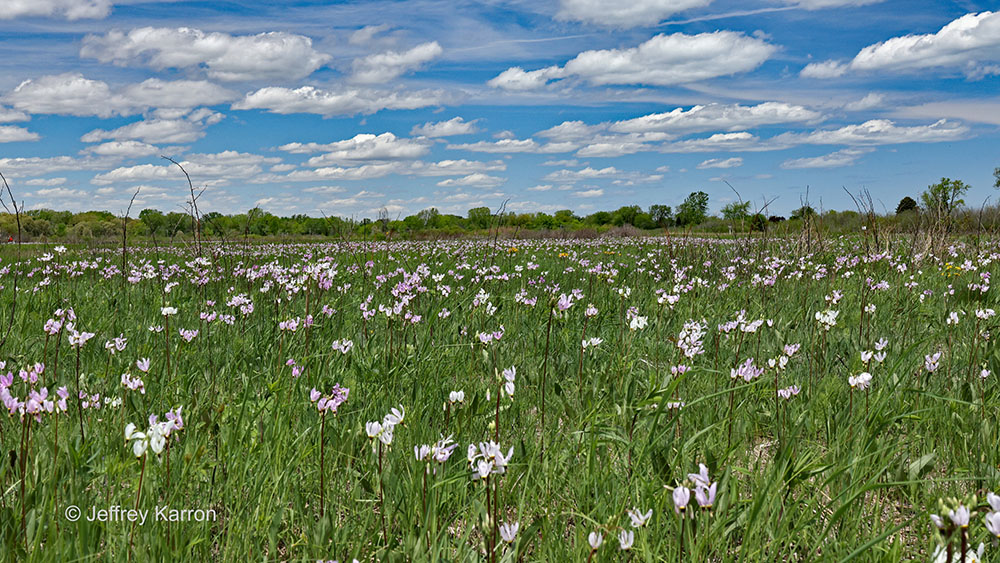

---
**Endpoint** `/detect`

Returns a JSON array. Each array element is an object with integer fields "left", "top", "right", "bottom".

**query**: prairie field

[{"left": 1, "top": 235, "right": 999, "bottom": 562}]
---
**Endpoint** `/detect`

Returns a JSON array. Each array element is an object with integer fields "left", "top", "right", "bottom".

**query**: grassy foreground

[{"left": 1, "top": 236, "right": 999, "bottom": 561}]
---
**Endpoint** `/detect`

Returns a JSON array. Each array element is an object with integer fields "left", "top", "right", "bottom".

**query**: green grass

[{"left": 0, "top": 237, "right": 998, "bottom": 561}]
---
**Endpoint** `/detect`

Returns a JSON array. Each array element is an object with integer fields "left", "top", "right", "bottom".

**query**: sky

[{"left": 0, "top": 0, "right": 998, "bottom": 219}]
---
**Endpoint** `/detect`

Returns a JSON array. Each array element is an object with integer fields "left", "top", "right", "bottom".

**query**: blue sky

[{"left": 0, "top": 0, "right": 998, "bottom": 219}]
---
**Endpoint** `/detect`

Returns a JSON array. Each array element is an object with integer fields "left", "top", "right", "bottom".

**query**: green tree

[
  {"left": 921, "top": 177, "right": 968, "bottom": 222},
  {"left": 993, "top": 166, "right": 999, "bottom": 189},
  {"left": 721, "top": 201, "right": 751, "bottom": 221},
  {"left": 675, "top": 191, "right": 709, "bottom": 227},
  {"left": 895, "top": 196, "right": 918, "bottom": 214},
  {"left": 648, "top": 205, "right": 672, "bottom": 228},
  {"left": 791, "top": 206, "right": 815, "bottom": 220},
  {"left": 467, "top": 207, "right": 491, "bottom": 230}
]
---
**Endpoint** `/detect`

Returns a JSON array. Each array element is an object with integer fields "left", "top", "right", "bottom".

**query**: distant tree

[
  {"left": 611, "top": 205, "right": 642, "bottom": 227},
  {"left": 721, "top": 201, "right": 751, "bottom": 221},
  {"left": 554, "top": 209, "right": 577, "bottom": 226},
  {"left": 790, "top": 206, "right": 815, "bottom": 220},
  {"left": 417, "top": 207, "right": 440, "bottom": 228},
  {"left": 895, "top": 196, "right": 918, "bottom": 214},
  {"left": 648, "top": 204, "right": 672, "bottom": 228},
  {"left": 994, "top": 166, "right": 999, "bottom": 189},
  {"left": 768, "top": 215, "right": 786, "bottom": 223},
  {"left": 749, "top": 213, "right": 768, "bottom": 231},
  {"left": 921, "top": 177, "right": 968, "bottom": 222},
  {"left": 675, "top": 191, "right": 709, "bottom": 227},
  {"left": 467, "top": 207, "right": 491, "bottom": 230}
]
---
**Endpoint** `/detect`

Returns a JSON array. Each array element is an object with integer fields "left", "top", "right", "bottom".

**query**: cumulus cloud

[
  {"left": 610, "top": 102, "right": 822, "bottom": 134},
  {"left": 81, "top": 140, "right": 160, "bottom": 158},
  {"left": 349, "top": 24, "right": 391, "bottom": 46},
  {"left": 351, "top": 41, "right": 442, "bottom": 84},
  {"left": 4, "top": 73, "right": 235, "bottom": 117},
  {"left": 24, "top": 177, "right": 66, "bottom": 186},
  {"left": 410, "top": 117, "right": 478, "bottom": 137},
  {"left": 843, "top": 93, "right": 884, "bottom": 111},
  {"left": 81, "top": 27, "right": 331, "bottom": 82},
  {"left": 82, "top": 110, "right": 223, "bottom": 144},
  {"left": 271, "top": 159, "right": 506, "bottom": 183},
  {"left": 0, "top": 156, "right": 116, "bottom": 178},
  {"left": 0, "top": 125, "right": 40, "bottom": 143},
  {"left": 0, "top": 107, "right": 29, "bottom": 123},
  {"left": 280, "top": 133, "right": 432, "bottom": 165},
  {"left": 776, "top": 118, "right": 968, "bottom": 145},
  {"left": 555, "top": 0, "right": 712, "bottom": 28},
  {"left": 489, "top": 31, "right": 775, "bottom": 89},
  {"left": 573, "top": 188, "right": 604, "bottom": 197},
  {"left": 802, "top": 12, "right": 1000, "bottom": 79},
  {"left": 233, "top": 86, "right": 446, "bottom": 117},
  {"left": 0, "top": 0, "right": 112, "bottom": 20},
  {"left": 91, "top": 150, "right": 281, "bottom": 185},
  {"left": 661, "top": 132, "right": 765, "bottom": 153},
  {"left": 781, "top": 147, "right": 873, "bottom": 168},
  {"left": 446, "top": 138, "right": 576, "bottom": 154},
  {"left": 435, "top": 173, "right": 506, "bottom": 188},
  {"left": 697, "top": 157, "right": 743, "bottom": 169}
]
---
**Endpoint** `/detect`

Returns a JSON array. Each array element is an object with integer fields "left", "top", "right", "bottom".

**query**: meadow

[{"left": 1, "top": 234, "right": 999, "bottom": 562}]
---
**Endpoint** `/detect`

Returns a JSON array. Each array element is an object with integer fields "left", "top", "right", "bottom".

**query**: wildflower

[
  {"left": 874, "top": 338, "right": 888, "bottom": 351},
  {"left": 950, "top": 505, "right": 970, "bottom": 528},
  {"left": 67, "top": 329, "right": 96, "bottom": 348},
  {"left": 136, "top": 358, "right": 150, "bottom": 372},
  {"left": 627, "top": 507, "right": 652, "bottom": 528},
  {"left": 628, "top": 315, "right": 648, "bottom": 331},
  {"left": 588, "top": 531, "right": 603, "bottom": 550},
  {"left": 672, "top": 486, "right": 691, "bottom": 514},
  {"left": 499, "top": 521, "right": 519, "bottom": 544},
  {"left": 161, "top": 306, "right": 178, "bottom": 316},
  {"left": 696, "top": 482, "right": 717, "bottom": 509},
  {"left": 815, "top": 309, "right": 839, "bottom": 331},
  {"left": 618, "top": 529, "right": 634, "bottom": 550},
  {"left": 687, "top": 463, "right": 711, "bottom": 488},
  {"left": 731, "top": 358, "right": 764, "bottom": 382},
  {"left": 777, "top": 385, "right": 800, "bottom": 399},
  {"left": 986, "top": 512, "right": 1000, "bottom": 537},
  {"left": 947, "top": 311, "right": 960, "bottom": 325},
  {"left": 848, "top": 372, "right": 872, "bottom": 390},
  {"left": 449, "top": 390, "right": 465, "bottom": 404},
  {"left": 384, "top": 405, "right": 405, "bottom": 426},
  {"left": 585, "top": 304, "right": 598, "bottom": 317},
  {"left": 502, "top": 366, "right": 516, "bottom": 397},
  {"left": 930, "top": 514, "right": 945, "bottom": 529},
  {"left": 925, "top": 352, "right": 941, "bottom": 373}
]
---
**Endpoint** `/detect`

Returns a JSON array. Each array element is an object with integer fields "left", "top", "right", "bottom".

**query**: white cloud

[
  {"left": 351, "top": 41, "right": 442, "bottom": 84},
  {"left": 273, "top": 159, "right": 506, "bottom": 182},
  {"left": 0, "top": 125, "right": 40, "bottom": 143},
  {"left": 781, "top": 147, "right": 873, "bottom": 168},
  {"left": 776, "top": 119, "right": 968, "bottom": 146},
  {"left": 24, "top": 177, "right": 66, "bottom": 186},
  {"left": 556, "top": 0, "right": 712, "bottom": 28},
  {"left": 280, "top": 133, "right": 431, "bottom": 166},
  {"left": 489, "top": 31, "right": 775, "bottom": 89},
  {"left": 410, "top": 117, "right": 478, "bottom": 137},
  {"left": 407, "top": 159, "right": 507, "bottom": 177},
  {"left": 81, "top": 27, "right": 331, "bottom": 82},
  {"left": 233, "top": 86, "right": 446, "bottom": 117},
  {"left": 573, "top": 188, "right": 604, "bottom": 198},
  {"left": 803, "top": 12, "right": 1000, "bottom": 79},
  {"left": 285, "top": 163, "right": 404, "bottom": 182},
  {"left": 446, "top": 138, "right": 575, "bottom": 154},
  {"left": 4, "top": 73, "right": 235, "bottom": 117},
  {"left": 662, "top": 132, "right": 765, "bottom": 153},
  {"left": 544, "top": 166, "right": 620, "bottom": 182},
  {"left": 892, "top": 100, "right": 1000, "bottom": 126},
  {"left": 91, "top": 150, "right": 281, "bottom": 185},
  {"left": 349, "top": 24, "right": 391, "bottom": 46},
  {"left": 0, "top": 0, "right": 112, "bottom": 20},
  {"left": 697, "top": 157, "right": 743, "bottom": 169},
  {"left": 843, "top": 93, "right": 884, "bottom": 111},
  {"left": 0, "top": 107, "right": 29, "bottom": 123},
  {"left": 0, "top": 156, "right": 115, "bottom": 178},
  {"left": 487, "top": 66, "right": 566, "bottom": 91},
  {"left": 610, "top": 102, "right": 821, "bottom": 133},
  {"left": 526, "top": 184, "right": 553, "bottom": 191},
  {"left": 436, "top": 173, "right": 506, "bottom": 188},
  {"left": 82, "top": 140, "right": 160, "bottom": 158},
  {"left": 302, "top": 186, "right": 346, "bottom": 194},
  {"left": 82, "top": 110, "right": 222, "bottom": 144}
]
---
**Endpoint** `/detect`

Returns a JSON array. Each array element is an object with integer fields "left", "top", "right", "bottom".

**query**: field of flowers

[{"left": 1, "top": 235, "right": 999, "bottom": 561}]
